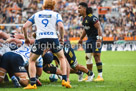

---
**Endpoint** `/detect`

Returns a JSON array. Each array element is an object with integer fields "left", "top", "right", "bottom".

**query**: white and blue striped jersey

[
  {"left": 0, "top": 43, "right": 11, "bottom": 56},
  {"left": 12, "top": 41, "right": 43, "bottom": 68},
  {"left": 28, "top": 9, "right": 63, "bottom": 40}
]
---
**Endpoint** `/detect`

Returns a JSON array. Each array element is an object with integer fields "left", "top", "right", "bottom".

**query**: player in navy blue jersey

[{"left": 78, "top": 2, "right": 104, "bottom": 81}]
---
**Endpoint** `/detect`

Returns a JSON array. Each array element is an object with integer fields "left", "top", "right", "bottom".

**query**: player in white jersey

[
  {"left": 0, "top": 39, "right": 43, "bottom": 87},
  {"left": 23, "top": 0, "right": 71, "bottom": 89}
]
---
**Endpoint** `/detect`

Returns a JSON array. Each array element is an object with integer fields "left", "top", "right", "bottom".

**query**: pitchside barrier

[{"left": 69, "top": 37, "right": 136, "bottom": 51}]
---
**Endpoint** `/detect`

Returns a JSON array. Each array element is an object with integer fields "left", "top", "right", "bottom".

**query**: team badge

[{"left": 32, "top": 46, "right": 37, "bottom": 52}]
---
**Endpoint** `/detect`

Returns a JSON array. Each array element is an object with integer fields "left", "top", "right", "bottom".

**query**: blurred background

[{"left": 0, "top": 0, "right": 136, "bottom": 51}]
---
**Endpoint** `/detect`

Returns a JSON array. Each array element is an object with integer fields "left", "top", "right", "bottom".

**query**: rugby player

[
  {"left": 0, "top": 39, "right": 43, "bottom": 87},
  {"left": 53, "top": 42, "right": 95, "bottom": 82},
  {"left": 41, "top": 42, "right": 95, "bottom": 82},
  {"left": 23, "top": 0, "right": 71, "bottom": 89},
  {"left": 78, "top": 2, "right": 104, "bottom": 81}
]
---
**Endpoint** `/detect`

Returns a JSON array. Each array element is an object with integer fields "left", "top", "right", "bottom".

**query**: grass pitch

[{"left": 0, "top": 51, "right": 136, "bottom": 91}]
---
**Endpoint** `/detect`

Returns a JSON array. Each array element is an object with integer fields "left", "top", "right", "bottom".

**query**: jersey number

[{"left": 42, "top": 19, "right": 49, "bottom": 27}]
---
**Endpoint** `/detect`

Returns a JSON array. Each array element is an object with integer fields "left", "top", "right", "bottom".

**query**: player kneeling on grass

[
  {"left": 54, "top": 42, "right": 95, "bottom": 82},
  {"left": 0, "top": 52, "right": 29, "bottom": 87},
  {"left": 42, "top": 43, "right": 95, "bottom": 82},
  {"left": 0, "top": 39, "right": 43, "bottom": 87},
  {"left": 42, "top": 51, "right": 62, "bottom": 79}
]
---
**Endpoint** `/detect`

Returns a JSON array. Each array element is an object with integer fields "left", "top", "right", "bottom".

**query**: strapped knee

[{"left": 86, "top": 53, "right": 93, "bottom": 64}]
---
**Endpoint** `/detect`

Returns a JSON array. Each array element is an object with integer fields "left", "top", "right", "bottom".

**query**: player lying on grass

[{"left": 0, "top": 39, "right": 43, "bottom": 87}]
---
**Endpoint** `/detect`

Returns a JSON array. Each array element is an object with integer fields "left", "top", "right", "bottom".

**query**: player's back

[{"left": 31, "top": 10, "right": 62, "bottom": 39}]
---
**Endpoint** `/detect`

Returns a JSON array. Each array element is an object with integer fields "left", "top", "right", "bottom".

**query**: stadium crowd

[{"left": 0, "top": 0, "right": 136, "bottom": 40}]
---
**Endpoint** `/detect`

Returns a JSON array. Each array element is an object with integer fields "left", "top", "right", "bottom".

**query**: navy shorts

[
  {"left": 31, "top": 38, "right": 63, "bottom": 55},
  {"left": 0, "top": 52, "right": 26, "bottom": 73},
  {"left": 85, "top": 39, "right": 102, "bottom": 53},
  {"left": 53, "top": 42, "right": 78, "bottom": 68}
]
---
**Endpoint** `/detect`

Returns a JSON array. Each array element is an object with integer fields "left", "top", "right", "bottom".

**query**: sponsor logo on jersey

[
  {"left": 39, "top": 14, "right": 52, "bottom": 18},
  {"left": 19, "top": 66, "right": 26, "bottom": 71},
  {"left": 39, "top": 32, "right": 54, "bottom": 35}
]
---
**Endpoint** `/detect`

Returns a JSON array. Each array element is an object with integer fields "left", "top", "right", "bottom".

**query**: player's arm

[
  {"left": 0, "top": 31, "right": 10, "bottom": 40},
  {"left": 57, "top": 22, "right": 65, "bottom": 44},
  {"left": 14, "top": 34, "right": 25, "bottom": 39},
  {"left": 23, "top": 21, "right": 33, "bottom": 39},
  {"left": 36, "top": 67, "right": 43, "bottom": 77},
  {"left": 23, "top": 14, "right": 35, "bottom": 44},
  {"left": 78, "top": 29, "right": 86, "bottom": 45},
  {"left": 6, "top": 38, "right": 22, "bottom": 45},
  {"left": 56, "top": 14, "right": 64, "bottom": 44},
  {"left": 94, "top": 21, "right": 103, "bottom": 48},
  {"left": 94, "top": 21, "right": 103, "bottom": 38}
]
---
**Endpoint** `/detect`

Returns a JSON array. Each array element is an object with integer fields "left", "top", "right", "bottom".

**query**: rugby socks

[
  {"left": 87, "top": 70, "right": 93, "bottom": 76},
  {"left": 96, "top": 62, "right": 103, "bottom": 77},
  {"left": 62, "top": 75, "right": 67, "bottom": 81},
  {"left": 36, "top": 75, "right": 39, "bottom": 79},
  {"left": 76, "top": 70, "right": 82, "bottom": 75},
  {"left": 15, "top": 76, "right": 20, "bottom": 81},
  {"left": 30, "top": 77, "right": 36, "bottom": 85}
]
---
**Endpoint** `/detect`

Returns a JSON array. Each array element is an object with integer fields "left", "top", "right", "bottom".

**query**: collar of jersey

[
  {"left": 88, "top": 14, "right": 93, "bottom": 17},
  {"left": 45, "top": 9, "right": 52, "bottom": 11}
]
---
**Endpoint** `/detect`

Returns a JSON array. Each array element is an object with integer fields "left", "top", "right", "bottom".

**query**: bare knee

[
  {"left": 0, "top": 68, "right": 6, "bottom": 83},
  {"left": 15, "top": 73, "right": 29, "bottom": 86},
  {"left": 20, "top": 79, "right": 29, "bottom": 86}
]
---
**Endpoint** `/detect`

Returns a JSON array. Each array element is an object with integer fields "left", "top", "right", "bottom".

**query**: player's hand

[
  {"left": 78, "top": 39, "right": 83, "bottom": 48},
  {"left": 96, "top": 39, "right": 102, "bottom": 48},
  {"left": 59, "top": 38, "right": 64, "bottom": 45},
  {"left": 25, "top": 38, "right": 30, "bottom": 45},
  {"left": 78, "top": 39, "right": 83, "bottom": 45},
  {"left": 32, "top": 33, "right": 36, "bottom": 39}
]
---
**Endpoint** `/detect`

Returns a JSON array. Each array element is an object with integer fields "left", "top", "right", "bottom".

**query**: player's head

[
  {"left": 42, "top": 0, "right": 56, "bottom": 10},
  {"left": 42, "top": 52, "right": 54, "bottom": 65},
  {"left": 78, "top": 2, "right": 88, "bottom": 16}
]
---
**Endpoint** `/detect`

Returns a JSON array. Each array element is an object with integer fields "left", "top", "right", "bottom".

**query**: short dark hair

[
  {"left": 79, "top": 2, "right": 88, "bottom": 8},
  {"left": 86, "top": 7, "right": 93, "bottom": 14}
]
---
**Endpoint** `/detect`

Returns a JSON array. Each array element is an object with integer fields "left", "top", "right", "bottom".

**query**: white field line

[
  {"left": 42, "top": 84, "right": 112, "bottom": 88},
  {"left": 93, "top": 64, "right": 136, "bottom": 67}
]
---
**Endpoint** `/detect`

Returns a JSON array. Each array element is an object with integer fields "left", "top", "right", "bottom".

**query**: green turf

[{"left": 0, "top": 51, "right": 136, "bottom": 91}]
